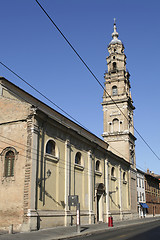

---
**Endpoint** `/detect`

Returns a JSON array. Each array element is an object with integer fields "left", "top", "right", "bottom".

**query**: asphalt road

[{"left": 67, "top": 220, "right": 160, "bottom": 240}]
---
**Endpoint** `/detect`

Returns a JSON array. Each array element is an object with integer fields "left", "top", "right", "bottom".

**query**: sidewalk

[{"left": 0, "top": 216, "right": 160, "bottom": 240}]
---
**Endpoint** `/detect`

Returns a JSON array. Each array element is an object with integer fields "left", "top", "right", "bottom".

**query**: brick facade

[{"left": 145, "top": 171, "right": 160, "bottom": 216}]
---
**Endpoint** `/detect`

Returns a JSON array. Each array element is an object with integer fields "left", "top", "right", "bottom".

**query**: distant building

[
  {"left": 137, "top": 169, "right": 148, "bottom": 217},
  {"left": 145, "top": 169, "right": 160, "bottom": 216}
]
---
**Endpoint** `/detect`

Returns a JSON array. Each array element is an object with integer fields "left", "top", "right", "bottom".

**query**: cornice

[{"left": 102, "top": 97, "right": 133, "bottom": 106}]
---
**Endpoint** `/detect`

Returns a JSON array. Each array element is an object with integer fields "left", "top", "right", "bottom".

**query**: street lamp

[{"left": 38, "top": 169, "right": 51, "bottom": 186}]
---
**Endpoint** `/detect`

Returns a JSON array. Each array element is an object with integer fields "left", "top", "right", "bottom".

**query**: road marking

[
  {"left": 109, "top": 234, "right": 128, "bottom": 240},
  {"left": 119, "top": 234, "right": 127, "bottom": 238}
]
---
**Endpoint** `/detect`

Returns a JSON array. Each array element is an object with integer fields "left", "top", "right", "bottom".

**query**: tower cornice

[
  {"left": 102, "top": 131, "right": 136, "bottom": 140},
  {"left": 102, "top": 98, "right": 135, "bottom": 110}
]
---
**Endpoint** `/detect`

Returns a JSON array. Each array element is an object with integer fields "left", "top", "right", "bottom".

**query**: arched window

[
  {"left": 5, "top": 150, "right": 15, "bottom": 177},
  {"left": 113, "top": 62, "right": 117, "bottom": 70},
  {"left": 111, "top": 167, "right": 115, "bottom": 177},
  {"left": 113, "top": 118, "right": 119, "bottom": 132},
  {"left": 96, "top": 160, "right": 100, "bottom": 171},
  {"left": 123, "top": 172, "right": 126, "bottom": 181},
  {"left": 123, "top": 172, "right": 127, "bottom": 184},
  {"left": 75, "top": 152, "right": 81, "bottom": 165},
  {"left": 112, "top": 86, "right": 118, "bottom": 96},
  {"left": 46, "top": 140, "right": 55, "bottom": 156}
]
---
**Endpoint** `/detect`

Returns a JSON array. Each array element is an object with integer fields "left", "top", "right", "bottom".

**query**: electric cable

[
  {"left": 0, "top": 61, "right": 148, "bottom": 173},
  {"left": 0, "top": 132, "right": 147, "bottom": 179},
  {"left": 0, "top": 61, "right": 89, "bottom": 132},
  {"left": 35, "top": 0, "right": 160, "bottom": 161},
  {"left": 0, "top": 142, "right": 142, "bottom": 194}
]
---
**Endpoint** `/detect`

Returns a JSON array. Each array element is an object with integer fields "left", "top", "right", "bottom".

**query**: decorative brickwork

[{"left": 23, "top": 117, "right": 32, "bottom": 223}]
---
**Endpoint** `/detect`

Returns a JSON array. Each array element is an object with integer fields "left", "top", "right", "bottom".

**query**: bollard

[
  {"left": 9, "top": 224, "right": 13, "bottom": 234},
  {"left": 108, "top": 216, "right": 113, "bottom": 227}
]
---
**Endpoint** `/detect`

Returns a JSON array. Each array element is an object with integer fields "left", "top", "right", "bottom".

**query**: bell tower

[{"left": 102, "top": 20, "right": 136, "bottom": 167}]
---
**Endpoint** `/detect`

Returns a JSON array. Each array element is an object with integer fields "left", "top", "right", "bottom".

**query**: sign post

[
  {"left": 76, "top": 203, "right": 80, "bottom": 233},
  {"left": 68, "top": 195, "right": 81, "bottom": 233}
]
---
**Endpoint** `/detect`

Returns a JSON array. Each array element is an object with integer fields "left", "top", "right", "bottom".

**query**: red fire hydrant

[{"left": 108, "top": 216, "right": 113, "bottom": 227}]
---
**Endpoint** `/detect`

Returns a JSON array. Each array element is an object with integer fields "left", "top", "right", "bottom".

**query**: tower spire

[
  {"left": 109, "top": 19, "right": 122, "bottom": 46},
  {"left": 112, "top": 18, "right": 119, "bottom": 40}
]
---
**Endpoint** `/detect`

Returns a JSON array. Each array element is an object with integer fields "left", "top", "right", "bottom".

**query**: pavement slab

[{"left": 0, "top": 216, "right": 160, "bottom": 240}]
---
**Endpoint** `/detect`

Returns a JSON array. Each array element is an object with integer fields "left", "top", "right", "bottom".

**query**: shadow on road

[{"left": 128, "top": 225, "right": 160, "bottom": 240}]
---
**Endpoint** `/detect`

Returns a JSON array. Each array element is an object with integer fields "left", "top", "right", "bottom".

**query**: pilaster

[
  {"left": 105, "top": 159, "right": 110, "bottom": 222},
  {"left": 21, "top": 118, "right": 39, "bottom": 232},
  {"left": 65, "top": 139, "right": 71, "bottom": 226},
  {"left": 29, "top": 122, "right": 39, "bottom": 230},
  {"left": 88, "top": 150, "right": 93, "bottom": 224},
  {"left": 118, "top": 165, "right": 122, "bottom": 219}
]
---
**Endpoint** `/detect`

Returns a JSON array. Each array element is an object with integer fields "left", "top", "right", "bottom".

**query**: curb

[{"left": 51, "top": 217, "right": 160, "bottom": 240}]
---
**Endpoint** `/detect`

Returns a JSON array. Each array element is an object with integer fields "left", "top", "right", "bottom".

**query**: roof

[
  {"left": 137, "top": 168, "right": 145, "bottom": 175},
  {"left": 0, "top": 77, "right": 107, "bottom": 147},
  {"left": 109, "top": 38, "right": 122, "bottom": 45},
  {"left": 145, "top": 172, "right": 160, "bottom": 182},
  {"left": 0, "top": 77, "right": 131, "bottom": 166},
  {"left": 109, "top": 21, "right": 122, "bottom": 46}
]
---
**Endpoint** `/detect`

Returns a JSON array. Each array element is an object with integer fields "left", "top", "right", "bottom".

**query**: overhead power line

[
  {"left": 0, "top": 61, "right": 89, "bottom": 132},
  {"left": 0, "top": 124, "right": 146, "bottom": 174},
  {"left": 0, "top": 135, "right": 142, "bottom": 192},
  {"left": 0, "top": 61, "right": 154, "bottom": 169},
  {"left": 35, "top": 0, "right": 160, "bottom": 161}
]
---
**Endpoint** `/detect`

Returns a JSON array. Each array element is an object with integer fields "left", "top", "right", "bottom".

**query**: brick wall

[
  {"left": 0, "top": 93, "right": 32, "bottom": 231},
  {"left": 145, "top": 173, "right": 160, "bottom": 215}
]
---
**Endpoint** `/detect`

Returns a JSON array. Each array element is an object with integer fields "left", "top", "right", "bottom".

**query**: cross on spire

[{"left": 112, "top": 18, "right": 118, "bottom": 39}]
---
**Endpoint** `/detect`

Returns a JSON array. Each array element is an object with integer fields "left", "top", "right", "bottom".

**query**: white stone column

[
  {"left": 128, "top": 168, "right": 131, "bottom": 209},
  {"left": 118, "top": 165, "right": 122, "bottom": 219},
  {"left": 105, "top": 159, "right": 110, "bottom": 222},
  {"left": 65, "top": 139, "right": 71, "bottom": 226},
  {"left": 88, "top": 151, "right": 93, "bottom": 224}
]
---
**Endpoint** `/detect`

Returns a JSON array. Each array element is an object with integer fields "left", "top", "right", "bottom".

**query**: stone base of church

[
  {"left": 108, "top": 210, "right": 138, "bottom": 222},
  {"left": 0, "top": 209, "right": 138, "bottom": 232},
  {"left": 20, "top": 210, "right": 95, "bottom": 231}
]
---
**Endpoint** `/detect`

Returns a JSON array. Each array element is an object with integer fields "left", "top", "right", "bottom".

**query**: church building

[{"left": 0, "top": 22, "right": 137, "bottom": 232}]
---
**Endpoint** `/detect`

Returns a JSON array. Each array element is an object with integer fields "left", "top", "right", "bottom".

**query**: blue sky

[{"left": 1, "top": 0, "right": 160, "bottom": 174}]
